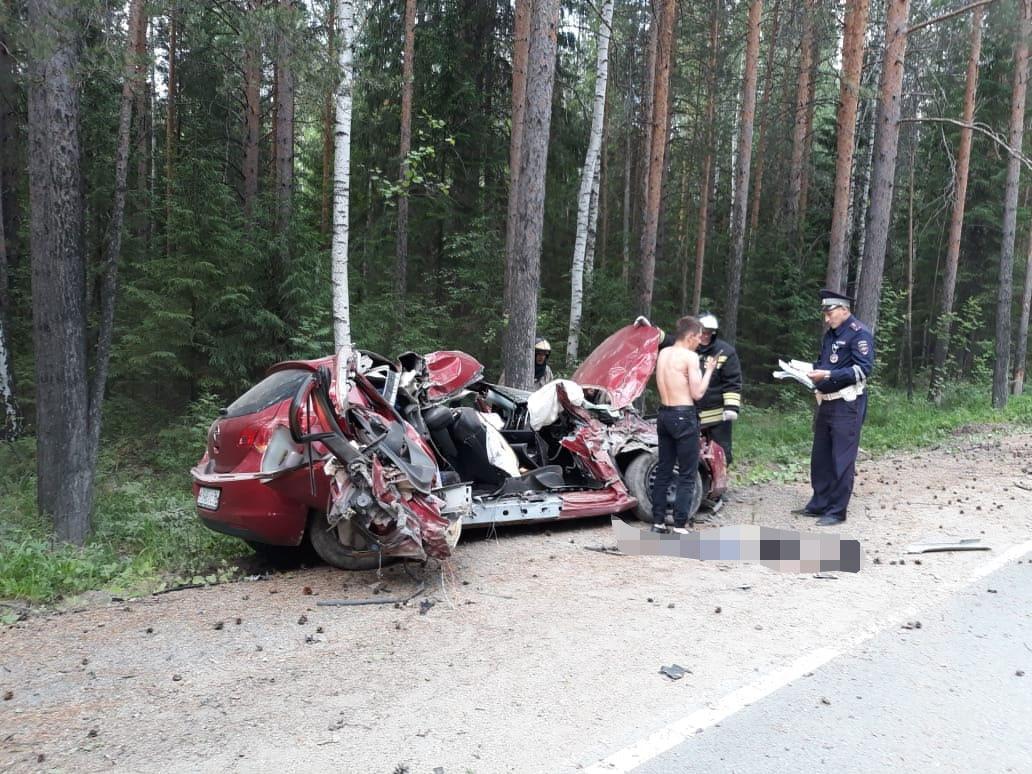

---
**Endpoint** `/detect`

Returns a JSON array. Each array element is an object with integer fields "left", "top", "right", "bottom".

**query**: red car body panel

[
  {"left": 571, "top": 323, "right": 663, "bottom": 409},
  {"left": 425, "top": 350, "right": 485, "bottom": 400}
]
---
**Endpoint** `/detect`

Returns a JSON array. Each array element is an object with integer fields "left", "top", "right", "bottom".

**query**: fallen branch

[
  {"left": 316, "top": 583, "right": 426, "bottom": 607},
  {"left": 900, "top": 117, "right": 1032, "bottom": 172},
  {"left": 584, "top": 545, "right": 624, "bottom": 556},
  {"left": 151, "top": 582, "right": 206, "bottom": 596},
  {"left": 906, "top": 0, "right": 995, "bottom": 36}
]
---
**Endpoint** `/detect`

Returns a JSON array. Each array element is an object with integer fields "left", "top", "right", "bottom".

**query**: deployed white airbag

[
  {"left": 527, "top": 379, "right": 585, "bottom": 431},
  {"left": 476, "top": 412, "right": 521, "bottom": 476}
]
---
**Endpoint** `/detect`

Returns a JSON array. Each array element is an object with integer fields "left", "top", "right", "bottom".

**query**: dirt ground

[{"left": 2, "top": 428, "right": 1031, "bottom": 774}]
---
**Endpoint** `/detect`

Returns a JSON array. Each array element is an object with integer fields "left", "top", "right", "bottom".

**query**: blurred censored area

[{"left": 612, "top": 519, "right": 863, "bottom": 573}]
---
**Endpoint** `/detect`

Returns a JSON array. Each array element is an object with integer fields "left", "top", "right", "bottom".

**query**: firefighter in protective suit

[
  {"left": 533, "top": 339, "right": 554, "bottom": 389},
  {"left": 694, "top": 313, "right": 742, "bottom": 468}
]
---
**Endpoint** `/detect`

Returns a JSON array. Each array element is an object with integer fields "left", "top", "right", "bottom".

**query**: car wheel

[
  {"left": 308, "top": 510, "right": 391, "bottom": 571},
  {"left": 624, "top": 452, "right": 703, "bottom": 525}
]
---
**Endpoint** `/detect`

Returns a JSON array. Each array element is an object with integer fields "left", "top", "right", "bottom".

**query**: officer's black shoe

[
  {"left": 791, "top": 507, "right": 822, "bottom": 517},
  {"left": 815, "top": 515, "right": 846, "bottom": 526},
  {"left": 650, "top": 524, "right": 670, "bottom": 534}
]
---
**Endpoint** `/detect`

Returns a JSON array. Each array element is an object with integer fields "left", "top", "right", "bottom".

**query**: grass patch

[
  {"left": 0, "top": 404, "right": 243, "bottom": 607},
  {"left": 733, "top": 383, "right": 1032, "bottom": 485}
]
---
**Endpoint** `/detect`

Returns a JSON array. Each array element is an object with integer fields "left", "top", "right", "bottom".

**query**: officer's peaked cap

[{"left": 818, "top": 288, "right": 854, "bottom": 309}]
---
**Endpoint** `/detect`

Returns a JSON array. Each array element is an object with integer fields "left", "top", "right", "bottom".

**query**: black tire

[
  {"left": 307, "top": 510, "right": 391, "bottom": 571},
  {"left": 623, "top": 452, "right": 703, "bottom": 525}
]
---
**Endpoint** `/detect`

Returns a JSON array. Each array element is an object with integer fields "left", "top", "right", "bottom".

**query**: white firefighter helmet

[
  {"left": 698, "top": 313, "right": 719, "bottom": 332},
  {"left": 534, "top": 338, "right": 551, "bottom": 352}
]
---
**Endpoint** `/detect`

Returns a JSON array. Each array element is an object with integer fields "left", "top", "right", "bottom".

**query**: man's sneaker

[
  {"left": 670, "top": 525, "right": 691, "bottom": 535},
  {"left": 791, "top": 507, "right": 822, "bottom": 517},
  {"left": 650, "top": 524, "right": 670, "bottom": 534}
]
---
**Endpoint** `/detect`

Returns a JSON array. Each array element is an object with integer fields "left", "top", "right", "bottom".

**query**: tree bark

[
  {"left": 243, "top": 0, "right": 262, "bottom": 220},
  {"left": 28, "top": 0, "right": 91, "bottom": 543},
  {"left": 0, "top": 6, "right": 21, "bottom": 281},
  {"left": 621, "top": 85, "right": 632, "bottom": 286},
  {"left": 395, "top": 0, "right": 416, "bottom": 301},
  {"left": 784, "top": 0, "right": 818, "bottom": 234},
  {"left": 855, "top": 0, "right": 911, "bottom": 332},
  {"left": 274, "top": 0, "right": 295, "bottom": 241},
  {"left": 320, "top": 0, "right": 335, "bottom": 238},
  {"left": 992, "top": 0, "right": 1031, "bottom": 409},
  {"left": 503, "top": 0, "right": 531, "bottom": 317},
  {"left": 724, "top": 0, "right": 763, "bottom": 345},
  {"left": 567, "top": 0, "right": 614, "bottom": 364},
  {"left": 693, "top": 3, "right": 720, "bottom": 316},
  {"left": 1013, "top": 215, "right": 1032, "bottom": 393},
  {"left": 905, "top": 141, "right": 915, "bottom": 399},
  {"left": 0, "top": 164, "right": 19, "bottom": 440},
  {"left": 636, "top": 0, "right": 676, "bottom": 317},
  {"left": 826, "top": 0, "right": 871, "bottom": 292},
  {"left": 747, "top": 0, "right": 781, "bottom": 243},
  {"left": 165, "top": 9, "right": 177, "bottom": 261},
  {"left": 501, "top": 0, "right": 560, "bottom": 389},
  {"left": 88, "top": 0, "right": 147, "bottom": 471},
  {"left": 928, "top": 6, "right": 983, "bottom": 403},
  {"left": 332, "top": 0, "right": 356, "bottom": 355}
]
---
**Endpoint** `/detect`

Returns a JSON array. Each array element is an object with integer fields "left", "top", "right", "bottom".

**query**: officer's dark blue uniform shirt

[{"left": 812, "top": 314, "right": 875, "bottom": 394}]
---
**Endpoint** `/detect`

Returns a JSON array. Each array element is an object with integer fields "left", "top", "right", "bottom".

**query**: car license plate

[{"left": 197, "top": 486, "right": 221, "bottom": 511}]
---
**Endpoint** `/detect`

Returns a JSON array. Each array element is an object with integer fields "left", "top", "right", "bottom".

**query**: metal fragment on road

[
  {"left": 904, "top": 538, "right": 991, "bottom": 554},
  {"left": 659, "top": 664, "right": 689, "bottom": 680}
]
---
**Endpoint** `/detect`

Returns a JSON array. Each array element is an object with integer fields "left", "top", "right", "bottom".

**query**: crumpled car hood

[{"left": 571, "top": 323, "right": 663, "bottom": 409}]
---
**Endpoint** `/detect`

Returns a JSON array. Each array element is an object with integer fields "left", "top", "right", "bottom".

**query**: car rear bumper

[{"left": 191, "top": 466, "right": 317, "bottom": 546}]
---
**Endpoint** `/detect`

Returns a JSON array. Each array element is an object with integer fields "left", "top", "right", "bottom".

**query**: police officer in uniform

[
  {"left": 792, "top": 289, "right": 875, "bottom": 526},
  {"left": 694, "top": 313, "right": 742, "bottom": 468}
]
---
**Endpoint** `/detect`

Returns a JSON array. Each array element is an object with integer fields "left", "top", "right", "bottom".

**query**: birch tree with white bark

[
  {"left": 566, "top": 0, "right": 614, "bottom": 366},
  {"left": 332, "top": 0, "right": 355, "bottom": 367}
]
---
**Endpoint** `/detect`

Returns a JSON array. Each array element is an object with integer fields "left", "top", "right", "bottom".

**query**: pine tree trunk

[
  {"left": 826, "top": 0, "right": 871, "bottom": 293},
  {"left": 243, "top": 0, "right": 262, "bottom": 220},
  {"left": 855, "top": 0, "right": 911, "bottom": 332},
  {"left": 693, "top": 4, "right": 720, "bottom": 316},
  {"left": 501, "top": 0, "right": 560, "bottom": 390},
  {"left": 992, "top": 0, "right": 1031, "bottom": 409},
  {"left": 638, "top": 7, "right": 659, "bottom": 229},
  {"left": 797, "top": 40, "right": 819, "bottom": 230},
  {"left": 567, "top": 0, "right": 614, "bottom": 364},
  {"left": 274, "top": 0, "right": 295, "bottom": 241},
  {"left": 395, "top": 0, "right": 416, "bottom": 301},
  {"left": 1013, "top": 224, "right": 1032, "bottom": 395},
  {"left": 724, "top": 0, "right": 763, "bottom": 344},
  {"left": 133, "top": 15, "right": 151, "bottom": 245},
  {"left": 905, "top": 141, "right": 915, "bottom": 399},
  {"left": 784, "top": 0, "right": 817, "bottom": 234},
  {"left": 1, "top": 2, "right": 21, "bottom": 279},
  {"left": 88, "top": 0, "right": 147, "bottom": 469},
  {"left": 28, "top": 0, "right": 91, "bottom": 544},
  {"left": 165, "top": 10, "right": 177, "bottom": 261},
  {"left": 636, "top": 0, "right": 676, "bottom": 317},
  {"left": 321, "top": 1, "right": 335, "bottom": 238},
  {"left": 621, "top": 86, "right": 632, "bottom": 286},
  {"left": 929, "top": 6, "right": 983, "bottom": 403},
  {"left": 332, "top": 0, "right": 356, "bottom": 355},
  {"left": 503, "top": 0, "right": 531, "bottom": 316},
  {"left": 747, "top": 0, "right": 781, "bottom": 243}
]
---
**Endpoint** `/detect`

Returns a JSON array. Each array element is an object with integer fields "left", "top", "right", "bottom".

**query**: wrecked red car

[{"left": 191, "top": 324, "right": 727, "bottom": 569}]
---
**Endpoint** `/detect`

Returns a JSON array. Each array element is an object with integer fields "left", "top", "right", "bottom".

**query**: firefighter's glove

[{"left": 722, "top": 410, "right": 739, "bottom": 422}]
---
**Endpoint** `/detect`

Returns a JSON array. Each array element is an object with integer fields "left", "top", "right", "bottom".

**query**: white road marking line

[{"left": 584, "top": 539, "right": 1032, "bottom": 774}]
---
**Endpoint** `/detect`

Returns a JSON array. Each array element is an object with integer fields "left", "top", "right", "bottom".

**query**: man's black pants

[{"left": 652, "top": 406, "right": 700, "bottom": 527}]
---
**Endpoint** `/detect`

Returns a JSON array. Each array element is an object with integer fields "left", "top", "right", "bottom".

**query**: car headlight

[{"left": 261, "top": 425, "right": 306, "bottom": 473}]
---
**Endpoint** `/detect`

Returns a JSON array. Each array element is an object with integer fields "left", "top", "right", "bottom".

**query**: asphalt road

[{"left": 633, "top": 558, "right": 1032, "bottom": 773}]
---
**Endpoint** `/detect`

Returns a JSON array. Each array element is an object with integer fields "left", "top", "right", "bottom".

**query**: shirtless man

[{"left": 651, "top": 316, "right": 717, "bottom": 533}]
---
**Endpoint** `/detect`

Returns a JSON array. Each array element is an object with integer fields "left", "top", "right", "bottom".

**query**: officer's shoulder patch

[
  {"left": 849, "top": 321, "right": 862, "bottom": 331},
  {"left": 857, "top": 339, "right": 870, "bottom": 356}
]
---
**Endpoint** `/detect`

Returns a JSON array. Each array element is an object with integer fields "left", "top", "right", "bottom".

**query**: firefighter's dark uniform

[
  {"left": 804, "top": 307, "right": 875, "bottom": 525},
  {"left": 696, "top": 337, "right": 742, "bottom": 465}
]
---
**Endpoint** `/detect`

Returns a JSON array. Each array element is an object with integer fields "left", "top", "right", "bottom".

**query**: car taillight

[
  {"left": 260, "top": 425, "right": 306, "bottom": 473},
  {"left": 239, "top": 426, "right": 271, "bottom": 451}
]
